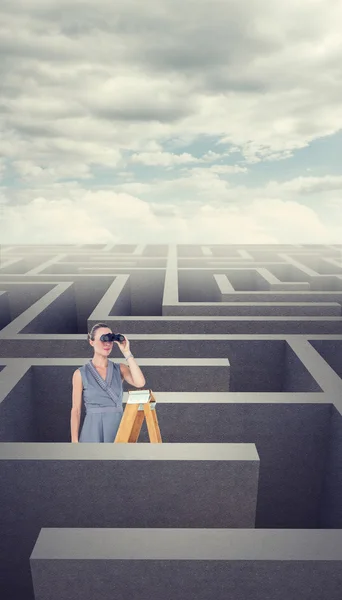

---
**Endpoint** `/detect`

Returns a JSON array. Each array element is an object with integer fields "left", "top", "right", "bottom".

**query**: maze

[{"left": 1, "top": 243, "right": 342, "bottom": 599}]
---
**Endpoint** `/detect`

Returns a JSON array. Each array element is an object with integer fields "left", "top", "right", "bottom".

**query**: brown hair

[{"left": 87, "top": 322, "right": 111, "bottom": 341}]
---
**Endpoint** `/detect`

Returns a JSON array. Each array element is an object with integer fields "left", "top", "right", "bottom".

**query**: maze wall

[{"left": 1, "top": 243, "right": 342, "bottom": 600}]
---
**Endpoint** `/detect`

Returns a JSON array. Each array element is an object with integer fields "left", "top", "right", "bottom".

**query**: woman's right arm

[{"left": 70, "top": 369, "right": 82, "bottom": 442}]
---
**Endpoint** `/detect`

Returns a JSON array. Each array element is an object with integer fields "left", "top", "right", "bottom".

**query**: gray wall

[
  {"left": 0, "top": 365, "right": 330, "bottom": 528},
  {"left": 319, "top": 405, "right": 342, "bottom": 527},
  {"left": 0, "top": 340, "right": 323, "bottom": 392},
  {"left": 30, "top": 528, "right": 342, "bottom": 600},
  {"left": 1, "top": 243, "right": 342, "bottom": 600},
  {"left": 0, "top": 444, "right": 259, "bottom": 600}
]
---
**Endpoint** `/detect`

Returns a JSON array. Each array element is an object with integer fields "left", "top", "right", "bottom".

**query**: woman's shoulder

[
  {"left": 110, "top": 360, "right": 123, "bottom": 378},
  {"left": 111, "top": 360, "right": 121, "bottom": 371},
  {"left": 111, "top": 360, "right": 121, "bottom": 373}
]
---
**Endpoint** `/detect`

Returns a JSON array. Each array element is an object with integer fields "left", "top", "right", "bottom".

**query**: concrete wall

[
  {"left": 0, "top": 243, "right": 342, "bottom": 600},
  {"left": 30, "top": 528, "right": 342, "bottom": 600},
  {"left": 0, "top": 443, "right": 259, "bottom": 600}
]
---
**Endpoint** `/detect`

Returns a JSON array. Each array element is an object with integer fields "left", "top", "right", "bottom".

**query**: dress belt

[{"left": 86, "top": 406, "right": 122, "bottom": 413}]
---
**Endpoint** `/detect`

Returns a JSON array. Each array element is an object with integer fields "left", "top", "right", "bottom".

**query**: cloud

[
  {"left": 0, "top": 191, "right": 162, "bottom": 244},
  {"left": 1, "top": 0, "right": 342, "bottom": 163},
  {"left": 266, "top": 175, "right": 342, "bottom": 194},
  {"left": 130, "top": 151, "right": 203, "bottom": 167},
  {"left": 129, "top": 150, "right": 248, "bottom": 169},
  {"left": 2, "top": 177, "right": 342, "bottom": 244},
  {"left": 86, "top": 74, "right": 196, "bottom": 123},
  {"left": 0, "top": 0, "right": 342, "bottom": 243}
]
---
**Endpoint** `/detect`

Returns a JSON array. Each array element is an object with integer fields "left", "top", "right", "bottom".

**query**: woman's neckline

[{"left": 91, "top": 359, "right": 109, "bottom": 369}]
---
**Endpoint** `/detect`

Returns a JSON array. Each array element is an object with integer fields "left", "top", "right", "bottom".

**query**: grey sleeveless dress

[{"left": 78, "top": 359, "right": 124, "bottom": 443}]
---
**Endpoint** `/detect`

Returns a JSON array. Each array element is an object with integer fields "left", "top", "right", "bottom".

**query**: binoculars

[{"left": 100, "top": 333, "right": 125, "bottom": 343}]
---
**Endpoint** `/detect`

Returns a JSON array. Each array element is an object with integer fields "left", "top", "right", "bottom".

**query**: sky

[{"left": 0, "top": 0, "right": 342, "bottom": 245}]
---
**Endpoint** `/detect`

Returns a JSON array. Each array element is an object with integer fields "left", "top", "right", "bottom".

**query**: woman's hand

[{"left": 115, "top": 335, "right": 130, "bottom": 356}]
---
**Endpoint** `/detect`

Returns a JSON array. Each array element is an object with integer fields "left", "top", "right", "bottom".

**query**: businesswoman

[{"left": 70, "top": 322, "right": 145, "bottom": 442}]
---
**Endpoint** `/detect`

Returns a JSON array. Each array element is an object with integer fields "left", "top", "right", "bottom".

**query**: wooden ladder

[{"left": 114, "top": 389, "right": 162, "bottom": 443}]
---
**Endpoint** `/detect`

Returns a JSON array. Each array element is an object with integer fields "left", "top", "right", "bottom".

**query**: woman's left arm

[{"left": 117, "top": 336, "right": 146, "bottom": 388}]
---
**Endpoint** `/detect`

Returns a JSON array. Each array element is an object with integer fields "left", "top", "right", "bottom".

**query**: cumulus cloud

[
  {"left": 0, "top": 0, "right": 342, "bottom": 243},
  {"left": 1, "top": 181, "right": 342, "bottom": 244},
  {"left": 266, "top": 175, "right": 342, "bottom": 195},
  {"left": 129, "top": 150, "right": 248, "bottom": 169},
  {"left": 0, "top": 191, "right": 162, "bottom": 244}
]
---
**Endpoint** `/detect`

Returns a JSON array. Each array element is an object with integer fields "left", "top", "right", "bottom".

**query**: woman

[{"left": 70, "top": 322, "right": 145, "bottom": 443}]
